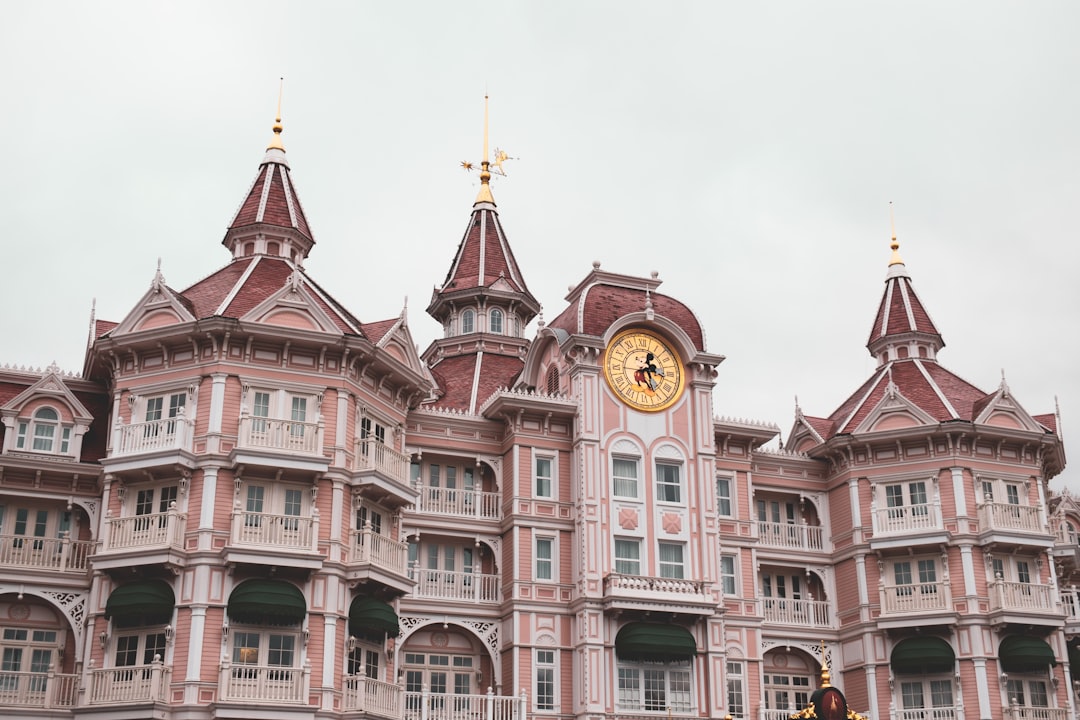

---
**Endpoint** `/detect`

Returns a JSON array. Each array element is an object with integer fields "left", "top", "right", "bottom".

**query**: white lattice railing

[
  {"left": 604, "top": 573, "right": 708, "bottom": 596},
  {"left": 0, "top": 670, "right": 78, "bottom": 708},
  {"left": 1060, "top": 587, "right": 1080, "bottom": 620},
  {"left": 894, "top": 707, "right": 959, "bottom": 720},
  {"left": 416, "top": 486, "right": 501, "bottom": 520},
  {"left": 238, "top": 417, "right": 323, "bottom": 455},
  {"left": 112, "top": 416, "right": 193, "bottom": 456},
  {"left": 219, "top": 662, "right": 309, "bottom": 703},
  {"left": 761, "top": 597, "right": 833, "bottom": 627},
  {"left": 872, "top": 503, "right": 943, "bottom": 535},
  {"left": 351, "top": 529, "right": 409, "bottom": 575},
  {"left": 87, "top": 661, "right": 170, "bottom": 703},
  {"left": 1004, "top": 708, "right": 1067, "bottom": 720},
  {"left": 403, "top": 688, "right": 528, "bottom": 720},
  {"left": 230, "top": 511, "right": 318, "bottom": 551},
  {"left": 412, "top": 569, "right": 500, "bottom": 602},
  {"left": 989, "top": 580, "right": 1057, "bottom": 612},
  {"left": 0, "top": 533, "right": 93, "bottom": 572},
  {"left": 342, "top": 675, "right": 402, "bottom": 713},
  {"left": 355, "top": 439, "right": 410, "bottom": 483},
  {"left": 880, "top": 581, "right": 952, "bottom": 614},
  {"left": 757, "top": 521, "right": 824, "bottom": 550},
  {"left": 979, "top": 502, "right": 1043, "bottom": 534},
  {"left": 100, "top": 507, "right": 185, "bottom": 551},
  {"left": 760, "top": 709, "right": 797, "bottom": 720}
]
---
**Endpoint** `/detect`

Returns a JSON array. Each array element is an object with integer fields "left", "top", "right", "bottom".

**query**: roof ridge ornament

[
  {"left": 461, "top": 94, "right": 513, "bottom": 205},
  {"left": 888, "top": 201, "right": 904, "bottom": 266},
  {"left": 267, "top": 78, "right": 285, "bottom": 152}
]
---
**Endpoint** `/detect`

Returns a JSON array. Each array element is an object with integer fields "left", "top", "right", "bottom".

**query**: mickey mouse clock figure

[{"left": 603, "top": 328, "right": 686, "bottom": 412}]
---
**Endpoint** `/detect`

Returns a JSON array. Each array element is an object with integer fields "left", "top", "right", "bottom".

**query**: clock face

[{"left": 603, "top": 328, "right": 686, "bottom": 412}]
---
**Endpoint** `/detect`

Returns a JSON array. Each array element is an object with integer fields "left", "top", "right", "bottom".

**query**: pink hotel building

[{"left": 0, "top": 110, "right": 1074, "bottom": 720}]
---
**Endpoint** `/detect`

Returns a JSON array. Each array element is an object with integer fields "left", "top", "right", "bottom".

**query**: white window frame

[
  {"left": 613, "top": 456, "right": 640, "bottom": 499},
  {"left": 489, "top": 308, "right": 504, "bottom": 335},
  {"left": 616, "top": 660, "right": 693, "bottom": 712},
  {"left": 614, "top": 537, "right": 642, "bottom": 575},
  {"left": 460, "top": 309, "right": 475, "bottom": 334},
  {"left": 658, "top": 541, "right": 686, "bottom": 579},
  {"left": 534, "top": 452, "right": 555, "bottom": 499},
  {"left": 720, "top": 554, "right": 737, "bottom": 596},
  {"left": 535, "top": 648, "right": 557, "bottom": 711},
  {"left": 655, "top": 462, "right": 683, "bottom": 504},
  {"left": 898, "top": 676, "right": 955, "bottom": 715},
  {"left": 726, "top": 661, "right": 745, "bottom": 719},
  {"left": 716, "top": 475, "right": 733, "bottom": 516},
  {"left": 231, "top": 626, "right": 301, "bottom": 670},
  {"left": 535, "top": 535, "right": 555, "bottom": 581}
]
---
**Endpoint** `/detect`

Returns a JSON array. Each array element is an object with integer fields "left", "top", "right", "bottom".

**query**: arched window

[
  {"left": 546, "top": 365, "right": 560, "bottom": 395},
  {"left": 461, "top": 309, "right": 475, "bottom": 334},
  {"left": 15, "top": 407, "right": 71, "bottom": 454},
  {"left": 490, "top": 309, "right": 504, "bottom": 335}
]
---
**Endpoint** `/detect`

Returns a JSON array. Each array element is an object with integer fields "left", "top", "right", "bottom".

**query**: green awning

[
  {"left": 999, "top": 636, "right": 1056, "bottom": 673},
  {"left": 228, "top": 580, "right": 306, "bottom": 626},
  {"left": 105, "top": 580, "right": 175, "bottom": 628},
  {"left": 349, "top": 596, "right": 399, "bottom": 637},
  {"left": 615, "top": 622, "right": 696, "bottom": 662},
  {"left": 891, "top": 637, "right": 956, "bottom": 674}
]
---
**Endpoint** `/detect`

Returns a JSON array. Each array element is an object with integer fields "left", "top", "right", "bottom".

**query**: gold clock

[{"left": 603, "top": 328, "right": 686, "bottom": 412}]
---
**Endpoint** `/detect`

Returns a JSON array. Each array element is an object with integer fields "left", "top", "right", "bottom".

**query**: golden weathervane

[{"left": 461, "top": 95, "right": 514, "bottom": 203}]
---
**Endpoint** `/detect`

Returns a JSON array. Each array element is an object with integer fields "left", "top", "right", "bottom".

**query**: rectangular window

[
  {"left": 720, "top": 555, "right": 737, "bottom": 595},
  {"left": 536, "top": 650, "right": 556, "bottom": 710},
  {"left": 716, "top": 476, "right": 733, "bottom": 516},
  {"left": 726, "top": 661, "right": 744, "bottom": 718},
  {"left": 658, "top": 542, "right": 685, "bottom": 579},
  {"left": 535, "top": 456, "right": 554, "bottom": 498},
  {"left": 613, "top": 458, "right": 639, "bottom": 498},
  {"left": 614, "top": 538, "right": 641, "bottom": 575},
  {"left": 535, "top": 537, "right": 554, "bottom": 581},
  {"left": 656, "top": 463, "right": 681, "bottom": 503}
]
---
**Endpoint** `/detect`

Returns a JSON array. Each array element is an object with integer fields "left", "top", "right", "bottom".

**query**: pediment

[
  {"left": 242, "top": 275, "right": 344, "bottom": 335},
  {"left": 854, "top": 383, "right": 937, "bottom": 434},
  {"left": 1, "top": 367, "right": 93, "bottom": 421},
  {"left": 373, "top": 317, "right": 426, "bottom": 376},
  {"left": 490, "top": 277, "right": 515, "bottom": 292},
  {"left": 112, "top": 273, "right": 197, "bottom": 336},
  {"left": 974, "top": 386, "right": 1044, "bottom": 432}
]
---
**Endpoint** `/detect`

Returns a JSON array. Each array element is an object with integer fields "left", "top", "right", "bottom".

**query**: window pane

[
  {"left": 716, "top": 476, "right": 732, "bottom": 515},
  {"left": 658, "top": 542, "right": 685, "bottom": 579},
  {"left": 614, "top": 539, "right": 641, "bottom": 575},
  {"left": 613, "top": 458, "right": 639, "bottom": 498},
  {"left": 656, "top": 464, "right": 681, "bottom": 503}
]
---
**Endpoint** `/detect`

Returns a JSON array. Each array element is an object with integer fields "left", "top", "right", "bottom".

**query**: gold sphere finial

[
  {"left": 267, "top": 78, "right": 286, "bottom": 152},
  {"left": 888, "top": 201, "right": 904, "bottom": 266},
  {"left": 819, "top": 640, "right": 832, "bottom": 687}
]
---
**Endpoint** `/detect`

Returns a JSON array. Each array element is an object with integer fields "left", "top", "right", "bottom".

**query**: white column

[
  {"left": 206, "top": 373, "right": 228, "bottom": 454},
  {"left": 199, "top": 467, "right": 219, "bottom": 551},
  {"left": 335, "top": 391, "right": 349, "bottom": 467},
  {"left": 973, "top": 657, "right": 991, "bottom": 720},
  {"left": 960, "top": 544, "right": 977, "bottom": 598}
]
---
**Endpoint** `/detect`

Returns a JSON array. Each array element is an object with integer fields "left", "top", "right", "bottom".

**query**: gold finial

[
  {"left": 819, "top": 640, "right": 831, "bottom": 687},
  {"left": 462, "top": 94, "right": 513, "bottom": 204},
  {"left": 888, "top": 201, "right": 904, "bottom": 266},
  {"left": 268, "top": 77, "right": 285, "bottom": 151}
]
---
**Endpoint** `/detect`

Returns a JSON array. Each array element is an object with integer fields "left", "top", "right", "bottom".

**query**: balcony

[
  {"left": 223, "top": 509, "right": 322, "bottom": 570},
  {"left": 415, "top": 486, "right": 501, "bottom": 521},
  {"left": 870, "top": 503, "right": 948, "bottom": 549},
  {"left": 988, "top": 580, "right": 1062, "bottom": 626},
  {"left": 602, "top": 573, "right": 717, "bottom": 616},
  {"left": 894, "top": 707, "right": 960, "bottom": 720},
  {"left": 219, "top": 662, "right": 309, "bottom": 703},
  {"left": 403, "top": 688, "right": 527, "bottom": 720},
  {"left": 412, "top": 569, "right": 501, "bottom": 603},
  {"left": 87, "top": 660, "right": 171, "bottom": 704},
  {"left": 104, "top": 416, "right": 195, "bottom": 473},
  {"left": 1051, "top": 521, "right": 1080, "bottom": 566},
  {"left": 93, "top": 506, "right": 186, "bottom": 572},
  {"left": 1004, "top": 708, "right": 1066, "bottom": 720},
  {"left": 343, "top": 675, "right": 402, "bottom": 715},
  {"left": 878, "top": 582, "right": 955, "bottom": 628},
  {"left": 978, "top": 503, "right": 1050, "bottom": 544},
  {"left": 355, "top": 439, "right": 412, "bottom": 494},
  {"left": 1061, "top": 587, "right": 1080, "bottom": 632},
  {"left": 761, "top": 597, "right": 833, "bottom": 628},
  {"left": 761, "top": 710, "right": 797, "bottom": 720},
  {"left": 0, "top": 669, "right": 78, "bottom": 708},
  {"left": 232, "top": 417, "right": 328, "bottom": 473},
  {"left": 0, "top": 532, "right": 93, "bottom": 575},
  {"left": 757, "top": 521, "right": 823, "bottom": 551},
  {"left": 349, "top": 528, "right": 413, "bottom": 594}
]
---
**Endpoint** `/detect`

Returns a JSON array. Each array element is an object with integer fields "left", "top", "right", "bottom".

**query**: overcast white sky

[{"left": 3, "top": 2, "right": 1077, "bottom": 487}]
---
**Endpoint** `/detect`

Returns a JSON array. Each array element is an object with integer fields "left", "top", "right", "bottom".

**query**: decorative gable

[
  {"left": 111, "top": 269, "right": 197, "bottom": 336},
  {"left": 973, "top": 381, "right": 1046, "bottom": 433},
  {"left": 241, "top": 270, "right": 344, "bottom": 335},
  {"left": 1, "top": 364, "right": 93, "bottom": 421},
  {"left": 1, "top": 364, "right": 93, "bottom": 458},
  {"left": 853, "top": 380, "right": 938, "bottom": 434},
  {"left": 370, "top": 315, "right": 428, "bottom": 377}
]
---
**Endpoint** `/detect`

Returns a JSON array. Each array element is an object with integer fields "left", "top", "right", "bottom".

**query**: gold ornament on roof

[
  {"left": 888, "top": 201, "right": 904, "bottom": 266},
  {"left": 461, "top": 94, "right": 513, "bottom": 203},
  {"left": 268, "top": 77, "right": 285, "bottom": 151}
]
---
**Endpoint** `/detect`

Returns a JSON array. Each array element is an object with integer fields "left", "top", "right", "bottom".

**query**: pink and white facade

[{"left": 0, "top": 112, "right": 1071, "bottom": 720}]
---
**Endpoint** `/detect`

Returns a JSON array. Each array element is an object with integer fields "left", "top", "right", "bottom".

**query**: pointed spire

[
  {"left": 888, "top": 201, "right": 904, "bottom": 266},
  {"left": 475, "top": 94, "right": 495, "bottom": 204},
  {"left": 268, "top": 78, "right": 285, "bottom": 152}
]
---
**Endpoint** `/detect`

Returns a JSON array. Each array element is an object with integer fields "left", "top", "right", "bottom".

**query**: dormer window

[
  {"left": 489, "top": 309, "right": 504, "bottom": 335},
  {"left": 15, "top": 407, "right": 72, "bottom": 455},
  {"left": 461, "top": 309, "right": 475, "bottom": 334}
]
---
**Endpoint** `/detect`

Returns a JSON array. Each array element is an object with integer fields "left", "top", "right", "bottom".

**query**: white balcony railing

[
  {"left": 356, "top": 440, "right": 410, "bottom": 484},
  {"left": 1061, "top": 587, "right": 1080, "bottom": 621},
  {"left": 0, "top": 532, "right": 93, "bottom": 572},
  {"left": 230, "top": 510, "right": 318, "bottom": 552},
  {"left": 1004, "top": 708, "right": 1067, "bottom": 720},
  {"left": 219, "top": 662, "right": 309, "bottom": 703},
  {"left": 416, "top": 486, "right": 501, "bottom": 520},
  {"left": 403, "top": 688, "right": 528, "bottom": 720},
  {"left": 979, "top": 502, "right": 1043, "bottom": 534},
  {"left": 761, "top": 597, "right": 833, "bottom": 627},
  {"left": 872, "top": 503, "right": 943, "bottom": 536},
  {"left": 761, "top": 710, "right": 797, "bottom": 720},
  {"left": 238, "top": 417, "right": 323, "bottom": 456},
  {"left": 989, "top": 580, "right": 1057, "bottom": 613},
  {"left": 895, "top": 707, "right": 959, "bottom": 720},
  {"left": 87, "top": 660, "right": 170, "bottom": 703},
  {"left": 412, "top": 568, "right": 500, "bottom": 603},
  {"left": 880, "top": 581, "right": 952, "bottom": 615},
  {"left": 757, "top": 521, "right": 824, "bottom": 550},
  {"left": 112, "top": 415, "right": 193, "bottom": 456},
  {"left": 351, "top": 528, "right": 409, "bottom": 576},
  {"left": 0, "top": 670, "right": 78, "bottom": 708},
  {"left": 605, "top": 573, "right": 708, "bottom": 597},
  {"left": 342, "top": 674, "right": 402, "bottom": 714},
  {"left": 100, "top": 506, "right": 185, "bottom": 551}
]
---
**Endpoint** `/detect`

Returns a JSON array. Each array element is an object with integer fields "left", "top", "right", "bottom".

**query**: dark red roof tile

[
  {"left": 181, "top": 258, "right": 255, "bottom": 318},
  {"left": 94, "top": 320, "right": 119, "bottom": 339},
  {"left": 1033, "top": 413, "right": 1058, "bottom": 433},
  {"left": 550, "top": 285, "right": 705, "bottom": 352}
]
